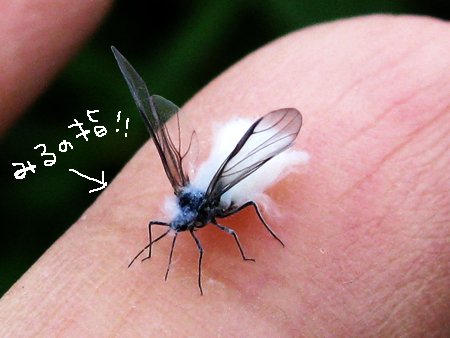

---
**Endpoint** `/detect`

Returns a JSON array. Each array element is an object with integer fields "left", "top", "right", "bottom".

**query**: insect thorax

[{"left": 170, "top": 187, "right": 212, "bottom": 232}]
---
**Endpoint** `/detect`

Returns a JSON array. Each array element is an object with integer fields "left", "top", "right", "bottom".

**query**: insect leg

[
  {"left": 143, "top": 221, "right": 169, "bottom": 261},
  {"left": 220, "top": 201, "right": 285, "bottom": 247},
  {"left": 212, "top": 219, "right": 255, "bottom": 262},
  {"left": 189, "top": 229, "right": 204, "bottom": 295},
  {"left": 128, "top": 225, "right": 169, "bottom": 268},
  {"left": 164, "top": 232, "right": 178, "bottom": 281}
]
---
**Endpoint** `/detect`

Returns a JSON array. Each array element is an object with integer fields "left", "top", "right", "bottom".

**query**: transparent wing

[
  {"left": 206, "top": 108, "right": 302, "bottom": 202},
  {"left": 112, "top": 46, "right": 197, "bottom": 194}
]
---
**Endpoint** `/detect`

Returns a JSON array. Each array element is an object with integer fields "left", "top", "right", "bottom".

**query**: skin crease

[{"left": 1, "top": 14, "right": 450, "bottom": 337}]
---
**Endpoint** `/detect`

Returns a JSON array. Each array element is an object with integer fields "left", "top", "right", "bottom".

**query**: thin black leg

[
  {"left": 164, "top": 232, "right": 178, "bottom": 281},
  {"left": 144, "top": 221, "right": 169, "bottom": 260},
  {"left": 219, "top": 200, "right": 285, "bottom": 247},
  {"left": 128, "top": 223, "right": 169, "bottom": 268},
  {"left": 212, "top": 219, "right": 255, "bottom": 262},
  {"left": 190, "top": 230, "right": 204, "bottom": 295}
]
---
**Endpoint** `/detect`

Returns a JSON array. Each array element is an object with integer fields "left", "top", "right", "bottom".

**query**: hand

[{"left": 1, "top": 14, "right": 449, "bottom": 336}]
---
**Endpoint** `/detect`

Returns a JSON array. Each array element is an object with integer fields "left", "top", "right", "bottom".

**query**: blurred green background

[{"left": 1, "top": 1, "right": 448, "bottom": 295}]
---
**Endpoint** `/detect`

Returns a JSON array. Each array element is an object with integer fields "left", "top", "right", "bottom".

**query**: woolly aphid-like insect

[{"left": 112, "top": 46, "right": 308, "bottom": 294}]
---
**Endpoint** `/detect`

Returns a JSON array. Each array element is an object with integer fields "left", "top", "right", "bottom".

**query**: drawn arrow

[{"left": 69, "top": 169, "right": 107, "bottom": 193}]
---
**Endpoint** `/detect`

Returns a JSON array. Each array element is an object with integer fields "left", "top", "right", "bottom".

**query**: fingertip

[{"left": 0, "top": 0, "right": 113, "bottom": 134}]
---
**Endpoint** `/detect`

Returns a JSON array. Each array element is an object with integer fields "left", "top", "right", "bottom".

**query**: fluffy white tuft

[
  {"left": 191, "top": 117, "right": 309, "bottom": 207},
  {"left": 163, "top": 195, "right": 179, "bottom": 219}
]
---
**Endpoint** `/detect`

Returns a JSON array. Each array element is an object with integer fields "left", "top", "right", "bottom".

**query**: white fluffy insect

[{"left": 112, "top": 46, "right": 309, "bottom": 294}]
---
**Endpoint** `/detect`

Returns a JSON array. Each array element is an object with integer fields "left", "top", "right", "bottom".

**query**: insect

[{"left": 112, "top": 46, "right": 306, "bottom": 294}]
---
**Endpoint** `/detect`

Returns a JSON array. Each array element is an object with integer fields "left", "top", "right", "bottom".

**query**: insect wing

[
  {"left": 112, "top": 47, "right": 197, "bottom": 194},
  {"left": 150, "top": 95, "right": 198, "bottom": 185},
  {"left": 206, "top": 108, "right": 302, "bottom": 201}
]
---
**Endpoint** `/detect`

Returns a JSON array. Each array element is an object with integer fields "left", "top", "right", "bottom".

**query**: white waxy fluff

[
  {"left": 163, "top": 194, "right": 179, "bottom": 219},
  {"left": 191, "top": 117, "right": 309, "bottom": 207}
]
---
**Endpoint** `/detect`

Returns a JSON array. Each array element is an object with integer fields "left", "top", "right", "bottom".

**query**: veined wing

[
  {"left": 206, "top": 108, "right": 302, "bottom": 202},
  {"left": 112, "top": 47, "right": 196, "bottom": 194}
]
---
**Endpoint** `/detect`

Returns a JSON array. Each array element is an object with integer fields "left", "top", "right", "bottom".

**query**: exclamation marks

[
  {"left": 116, "top": 111, "right": 121, "bottom": 131},
  {"left": 116, "top": 111, "right": 130, "bottom": 137},
  {"left": 124, "top": 117, "right": 129, "bottom": 137}
]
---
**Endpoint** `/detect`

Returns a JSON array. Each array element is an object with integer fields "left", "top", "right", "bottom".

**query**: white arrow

[{"left": 69, "top": 169, "right": 108, "bottom": 193}]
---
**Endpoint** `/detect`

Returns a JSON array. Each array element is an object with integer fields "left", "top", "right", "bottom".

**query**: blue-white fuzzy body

[{"left": 169, "top": 187, "right": 206, "bottom": 231}]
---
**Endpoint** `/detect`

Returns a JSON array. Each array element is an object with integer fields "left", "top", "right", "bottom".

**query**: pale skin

[{"left": 1, "top": 8, "right": 449, "bottom": 337}]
